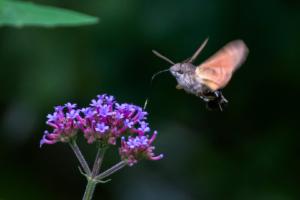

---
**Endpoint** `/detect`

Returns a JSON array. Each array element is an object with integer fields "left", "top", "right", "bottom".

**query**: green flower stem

[
  {"left": 95, "top": 160, "right": 128, "bottom": 180},
  {"left": 69, "top": 139, "right": 91, "bottom": 175},
  {"left": 91, "top": 145, "right": 107, "bottom": 177},
  {"left": 82, "top": 177, "right": 97, "bottom": 200},
  {"left": 82, "top": 145, "right": 108, "bottom": 200}
]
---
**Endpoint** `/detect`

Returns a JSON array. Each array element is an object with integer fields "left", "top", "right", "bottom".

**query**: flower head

[
  {"left": 40, "top": 94, "right": 163, "bottom": 165},
  {"left": 119, "top": 131, "right": 163, "bottom": 166},
  {"left": 78, "top": 94, "right": 151, "bottom": 144},
  {"left": 40, "top": 103, "right": 80, "bottom": 147}
]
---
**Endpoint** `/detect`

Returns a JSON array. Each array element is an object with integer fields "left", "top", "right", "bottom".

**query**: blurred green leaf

[{"left": 0, "top": 0, "right": 98, "bottom": 27}]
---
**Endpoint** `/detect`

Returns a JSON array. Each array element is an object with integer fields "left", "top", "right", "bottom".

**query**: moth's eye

[{"left": 177, "top": 69, "right": 183, "bottom": 74}]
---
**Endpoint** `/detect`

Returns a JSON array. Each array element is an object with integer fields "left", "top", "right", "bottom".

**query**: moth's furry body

[
  {"left": 170, "top": 63, "right": 228, "bottom": 110},
  {"left": 152, "top": 38, "right": 248, "bottom": 110},
  {"left": 170, "top": 63, "right": 208, "bottom": 97}
]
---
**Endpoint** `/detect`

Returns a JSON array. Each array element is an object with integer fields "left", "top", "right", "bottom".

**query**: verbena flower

[
  {"left": 40, "top": 94, "right": 163, "bottom": 165},
  {"left": 40, "top": 103, "right": 80, "bottom": 147},
  {"left": 78, "top": 94, "right": 151, "bottom": 145},
  {"left": 119, "top": 131, "right": 164, "bottom": 166}
]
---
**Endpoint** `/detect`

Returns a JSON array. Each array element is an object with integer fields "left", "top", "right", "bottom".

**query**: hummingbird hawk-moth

[{"left": 152, "top": 38, "right": 249, "bottom": 110}]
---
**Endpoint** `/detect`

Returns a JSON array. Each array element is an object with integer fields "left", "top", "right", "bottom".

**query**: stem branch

[
  {"left": 91, "top": 146, "right": 107, "bottom": 177},
  {"left": 69, "top": 139, "right": 91, "bottom": 175},
  {"left": 96, "top": 160, "right": 128, "bottom": 180},
  {"left": 82, "top": 144, "right": 108, "bottom": 200}
]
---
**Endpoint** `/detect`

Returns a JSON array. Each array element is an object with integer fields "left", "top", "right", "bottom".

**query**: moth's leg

[
  {"left": 214, "top": 90, "right": 228, "bottom": 103},
  {"left": 200, "top": 95, "right": 210, "bottom": 102},
  {"left": 176, "top": 84, "right": 183, "bottom": 90},
  {"left": 213, "top": 90, "right": 221, "bottom": 98},
  {"left": 220, "top": 92, "right": 228, "bottom": 103},
  {"left": 218, "top": 103, "right": 223, "bottom": 112},
  {"left": 222, "top": 95, "right": 228, "bottom": 103}
]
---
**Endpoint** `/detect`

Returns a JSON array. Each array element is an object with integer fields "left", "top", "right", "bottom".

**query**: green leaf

[{"left": 0, "top": 0, "right": 99, "bottom": 27}]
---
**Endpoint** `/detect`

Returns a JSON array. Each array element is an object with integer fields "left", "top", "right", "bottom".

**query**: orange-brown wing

[{"left": 195, "top": 40, "right": 248, "bottom": 91}]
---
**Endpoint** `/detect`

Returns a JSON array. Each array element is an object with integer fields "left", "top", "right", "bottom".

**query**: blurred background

[{"left": 1, "top": 0, "right": 300, "bottom": 199}]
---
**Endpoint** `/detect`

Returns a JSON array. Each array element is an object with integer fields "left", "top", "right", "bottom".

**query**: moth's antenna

[
  {"left": 187, "top": 37, "right": 209, "bottom": 63},
  {"left": 152, "top": 50, "right": 175, "bottom": 65},
  {"left": 143, "top": 68, "right": 170, "bottom": 110}
]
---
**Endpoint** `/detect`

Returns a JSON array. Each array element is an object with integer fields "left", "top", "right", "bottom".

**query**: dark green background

[{"left": 1, "top": 0, "right": 300, "bottom": 199}]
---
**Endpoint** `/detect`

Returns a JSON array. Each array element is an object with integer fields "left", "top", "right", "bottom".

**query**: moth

[{"left": 152, "top": 38, "right": 249, "bottom": 110}]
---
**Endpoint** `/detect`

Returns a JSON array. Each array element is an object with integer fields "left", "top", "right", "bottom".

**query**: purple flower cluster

[
  {"left": 40, "top": 94, "right": 163, "bottom": 165},
  {"left": 119, "top": 131, "right": 164, "bottom": 166},
  {"left": 78, "top": 94, "right": 149, "bottom": 145},
  {"left": 40, "top": 103, "right": 80, "bottom": 146}
]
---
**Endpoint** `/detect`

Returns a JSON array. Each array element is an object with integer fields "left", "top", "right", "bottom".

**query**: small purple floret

[
  {"left": 138, "top": 121, "right": 150, "bottom": 133},
  {"left": 95, "top": 122, "right": 109, "bottom": 133},
  {"left": 65, "top": 102, "right": 77, "bottom": 110}
]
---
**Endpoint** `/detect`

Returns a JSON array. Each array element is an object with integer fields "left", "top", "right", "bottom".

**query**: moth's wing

[{"left": 195, "top": 40, "right": 248, "bottom": 91}]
